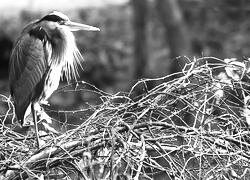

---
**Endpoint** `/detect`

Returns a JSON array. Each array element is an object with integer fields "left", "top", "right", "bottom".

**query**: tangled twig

[{"left": 1, "top": 57, "right": 250, "bottom": 179}]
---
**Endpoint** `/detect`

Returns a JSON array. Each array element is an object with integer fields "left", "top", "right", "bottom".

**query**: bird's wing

[{"left": 9, "top": 30, "right": 50, "bottom": 124}]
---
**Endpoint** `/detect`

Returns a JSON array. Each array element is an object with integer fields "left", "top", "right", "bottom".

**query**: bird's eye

[{"left": 59, "top": 20, "right": 65, "bottom": 25}]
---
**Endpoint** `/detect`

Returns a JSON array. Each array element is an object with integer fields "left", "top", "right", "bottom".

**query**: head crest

[{"left": 41, "top": 11, "right": 69, "bottom": 22}]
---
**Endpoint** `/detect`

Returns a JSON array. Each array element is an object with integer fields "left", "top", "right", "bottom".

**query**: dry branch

[{"left": 1, "top": 57, "right": 250, "bottom": 179}]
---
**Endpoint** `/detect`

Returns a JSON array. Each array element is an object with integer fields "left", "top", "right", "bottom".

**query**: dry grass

[{"left": 1, "top": 57, "right": 250, "bottom": 180}]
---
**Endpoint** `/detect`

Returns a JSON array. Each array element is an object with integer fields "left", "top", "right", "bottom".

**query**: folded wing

[{"left": 9, "top": 29, "right": 50, "bottom": 124}]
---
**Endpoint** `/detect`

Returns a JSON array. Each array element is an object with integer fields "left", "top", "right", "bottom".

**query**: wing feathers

[{"left": 9, "top": 33, "right": 49, "bottom": 123}]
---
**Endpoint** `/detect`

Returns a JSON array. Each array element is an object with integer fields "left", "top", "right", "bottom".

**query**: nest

[{"left": 1, "top": 57, "right": 250, "bottom": 180}]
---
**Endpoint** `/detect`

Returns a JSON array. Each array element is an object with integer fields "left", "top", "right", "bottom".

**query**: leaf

[{"left": 224, "top": 58, "right": 245, "bottom": 80}]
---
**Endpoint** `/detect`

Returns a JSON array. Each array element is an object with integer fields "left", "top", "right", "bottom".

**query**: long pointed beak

[{"left": 65, "top": 21, "right": 100, "bottom": 31}]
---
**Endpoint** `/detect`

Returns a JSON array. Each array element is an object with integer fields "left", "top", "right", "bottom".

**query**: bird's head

[
  {"left": 34, "top": 11, "right": 100, "bottom": 81},
  {"left": 39, "top": 11, "right": 100, "bottom": 32}
]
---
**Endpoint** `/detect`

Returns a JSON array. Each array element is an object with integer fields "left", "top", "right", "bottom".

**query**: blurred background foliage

[{"left": 1, "top": 0, "right": 250, "bottom": 121}]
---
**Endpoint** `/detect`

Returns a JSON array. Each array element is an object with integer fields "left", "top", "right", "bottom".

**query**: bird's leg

[{"left": 31, "top": 103, "right": 40, "bottom": 148}]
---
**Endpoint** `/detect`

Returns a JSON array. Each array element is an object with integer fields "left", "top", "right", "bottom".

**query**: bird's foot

[{"left": 40, "top": 100, "right": 50, "bottom": 106}]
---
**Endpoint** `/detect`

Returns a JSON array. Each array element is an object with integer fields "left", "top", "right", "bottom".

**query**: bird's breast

[{"left": 39, "top": 64, "right": 62, "bottom": 103}]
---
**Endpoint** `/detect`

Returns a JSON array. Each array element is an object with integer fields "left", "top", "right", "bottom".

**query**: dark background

[{"left": 1, "top": 0, "right": 250, "bottom": 114}]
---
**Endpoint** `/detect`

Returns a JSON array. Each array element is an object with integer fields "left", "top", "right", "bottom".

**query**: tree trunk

[
  {"left": 131, "top": 0, "right": 151, "bottom": 97},
  {"left": 131, "top": 0, "right": 148, "bottom": 80},
  {"left": 155, "top": 0, "right": 190, "bottom": 75}
]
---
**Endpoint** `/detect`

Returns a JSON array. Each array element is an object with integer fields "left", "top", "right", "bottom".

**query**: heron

[{"left": 9, "top": 11, "right": 100, "bottom": 148}]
